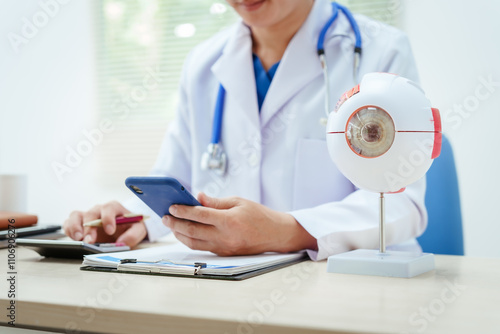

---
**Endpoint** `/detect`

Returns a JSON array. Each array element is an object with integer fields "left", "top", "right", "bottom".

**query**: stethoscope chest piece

[{"left": 201, "top": 143, "right": 227, "bottom": 176}]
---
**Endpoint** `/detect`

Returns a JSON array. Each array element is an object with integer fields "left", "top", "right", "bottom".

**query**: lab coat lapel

[
  {"left": 260, "top": 0, "right": 350, "bottom": 128},
  {"left": 211, "top": 23, "right": 260, "bottom": 130}
]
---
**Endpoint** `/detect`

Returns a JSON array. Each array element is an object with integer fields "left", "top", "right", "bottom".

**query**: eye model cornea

[{"left": 345, "top": 106, "right": 395, "bottom": 158}]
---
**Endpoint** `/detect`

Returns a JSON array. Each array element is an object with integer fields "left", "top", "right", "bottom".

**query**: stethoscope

[{"left": 201, "top": 2, "right": 362, "bottom": 175}]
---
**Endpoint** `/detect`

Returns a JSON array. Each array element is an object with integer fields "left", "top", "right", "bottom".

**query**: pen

[{"left": 83, "top": 213, "right": 149, "bottom": 227}]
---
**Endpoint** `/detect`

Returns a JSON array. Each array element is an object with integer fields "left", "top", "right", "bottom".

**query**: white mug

[{"left": 0, "top": 174, "right": 27, "bottom": 212}]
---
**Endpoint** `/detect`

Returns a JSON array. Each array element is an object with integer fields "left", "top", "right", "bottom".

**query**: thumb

[{"left": 197, "top": 192, "right": 239, "bottom": 210}]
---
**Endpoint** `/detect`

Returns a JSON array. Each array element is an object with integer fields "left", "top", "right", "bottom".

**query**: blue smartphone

[{"left": 125, "top": 177, "right": 201, "bottom": 218}]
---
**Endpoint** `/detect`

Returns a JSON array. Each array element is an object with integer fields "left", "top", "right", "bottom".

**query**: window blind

[
  {"left": 337, "top": 0, "right": 402, "bottom": 26},
  {"left": 93, "top": 1, "right": 238, "bottom": 186}
]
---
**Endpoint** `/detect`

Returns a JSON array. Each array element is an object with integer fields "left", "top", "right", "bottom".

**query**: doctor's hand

[
  {"left": 63, "top": 201, "right": 147, "bottom": 247},
  {"left": 163, "top": 193, "right": 317, "bottom": 256}
]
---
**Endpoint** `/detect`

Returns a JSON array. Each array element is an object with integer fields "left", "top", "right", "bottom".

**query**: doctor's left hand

[{"left": 163, "top": 193, "right": 317, "bottom": 256}]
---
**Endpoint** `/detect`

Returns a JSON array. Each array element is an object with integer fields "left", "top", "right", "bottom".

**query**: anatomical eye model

[
  {"left": 327, "top": 72, "right": 442, "bottom": 193},
  {"left": 325, "top": 72, "right": 442, "bottom": 278}
]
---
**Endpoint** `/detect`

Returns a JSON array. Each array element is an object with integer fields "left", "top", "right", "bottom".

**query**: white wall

[
  {"left": 401, "top": 0, "right": 500, "bottom": 257},
  {"left": 0, "top": 0, "right": 132, "bottom": 224},
  {"left": 1, "top": 0, "right": 498, "bottom": 258}
]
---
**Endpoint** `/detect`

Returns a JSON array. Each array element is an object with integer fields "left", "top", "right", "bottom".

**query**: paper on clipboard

[{"left": 82, "top": 242, "right": 306, "bottom": 276}]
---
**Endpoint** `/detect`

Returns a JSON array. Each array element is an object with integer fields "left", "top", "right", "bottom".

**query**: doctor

[{"left": 64, "top": 0, "right": 427, "bottom": 260}]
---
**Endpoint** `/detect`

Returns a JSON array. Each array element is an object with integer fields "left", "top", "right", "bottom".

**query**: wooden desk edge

[{"left": 0, "top": 300, "right": 359, "bottom": 334}]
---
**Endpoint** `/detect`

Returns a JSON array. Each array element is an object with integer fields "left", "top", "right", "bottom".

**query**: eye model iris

[
  {"left": 361, "top": 123, "right": 382, "bottom": 143},
  {"left": 346, "top": 107, "right": 395, "bottom": 158}
]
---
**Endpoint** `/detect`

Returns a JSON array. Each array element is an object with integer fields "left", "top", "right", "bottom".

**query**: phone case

[{"left": 125, "top": 177, "right": 201, "bottom": 218}]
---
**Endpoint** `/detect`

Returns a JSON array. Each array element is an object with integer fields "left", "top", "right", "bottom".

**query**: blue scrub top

[{"left": 253, "top": 54, "right": 280, "bottom": 111}]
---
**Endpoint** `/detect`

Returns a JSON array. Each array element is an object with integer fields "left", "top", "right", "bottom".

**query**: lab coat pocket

[{"left": 293, "top": 138, "right": 354, "bottom": 210}]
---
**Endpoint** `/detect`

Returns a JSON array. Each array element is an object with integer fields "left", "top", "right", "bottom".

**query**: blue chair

[{"left": 417, "top": 136, "right": 465, "bottom": 255}]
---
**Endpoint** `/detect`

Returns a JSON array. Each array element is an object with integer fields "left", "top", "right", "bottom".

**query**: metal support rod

[{"left": 379, "top": 192, "right": 386, "bottom": 254}]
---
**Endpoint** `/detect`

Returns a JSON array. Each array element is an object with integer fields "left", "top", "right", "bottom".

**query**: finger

[
  {"left": 169, "top": 204, "right": 225, "bottom": 227},
  {"left": 197, "top": 192, "right": 240, "bottom": 210},
  {"left": 172, "top": 229, "right": 212, "bottom": 252},
  {"left": 116, "top": 222, "right": 147, "bottom": 247},
  {"left": 63, "top": 211, "right": 84, "bottom": 240},
  {"left": 163, "top": 215, "right": 214, "bottom": 241},
  {"left": 83, "top": 228, "right": 98, "bottom": 244},
  {"left": 82, "top": 206, "right": 101, "bottom": 223},
  {"left": 81, "top": 207, "right": 101, "bottom": 243},
  {"left": 101, "top": 201, "right": 129, "bottom": 236}
]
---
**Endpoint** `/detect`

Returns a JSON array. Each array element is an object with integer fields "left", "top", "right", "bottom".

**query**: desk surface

[{"left": 1, "top": 244, "right": 500, "bottom": 334}]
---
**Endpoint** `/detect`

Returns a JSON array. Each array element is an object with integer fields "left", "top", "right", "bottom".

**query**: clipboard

[
  {"left": 80, "top": 256, "right": 306, "bottom": 281},
  {"left": 79, "top": 243, "right": 308, "bottom": 281}
]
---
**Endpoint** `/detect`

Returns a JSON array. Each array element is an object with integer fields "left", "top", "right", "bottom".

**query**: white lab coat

[{"left": 124, "top": 0, "right": 427, "bottom": 261}]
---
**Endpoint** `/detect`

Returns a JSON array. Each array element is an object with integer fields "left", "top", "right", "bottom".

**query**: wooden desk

[{"left": 1, "top": 245, "right": 499, "bottom": 334}]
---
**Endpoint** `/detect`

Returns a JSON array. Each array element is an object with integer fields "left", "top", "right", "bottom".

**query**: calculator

[{"left": 16, "top": 239, "right": 130, "bottom": 259}]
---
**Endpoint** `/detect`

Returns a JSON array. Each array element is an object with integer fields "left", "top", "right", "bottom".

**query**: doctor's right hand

[{"left": 63, "top": 201, "right": 147, "bottom": 247}]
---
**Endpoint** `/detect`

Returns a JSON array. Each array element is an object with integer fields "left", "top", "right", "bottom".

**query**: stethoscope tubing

[
  {"left": 204, "top": 2, "right": 362, "bottom": 172},
  {"left": 211, "top": 84, "right": 226, "bottom": 145}
]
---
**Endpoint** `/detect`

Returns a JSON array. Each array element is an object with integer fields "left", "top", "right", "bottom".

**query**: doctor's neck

[{"left": 234, "top": 0, "right": 314, "bottom": 71}]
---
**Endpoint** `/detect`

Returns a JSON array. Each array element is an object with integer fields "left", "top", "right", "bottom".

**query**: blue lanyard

[{"left": 209, "top": 2, "right": 362, "bottom": 146}]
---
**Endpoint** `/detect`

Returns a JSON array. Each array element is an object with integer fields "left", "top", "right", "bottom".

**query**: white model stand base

[{"left": 327, "top": 249, "right": 435, "bottom": 278}]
